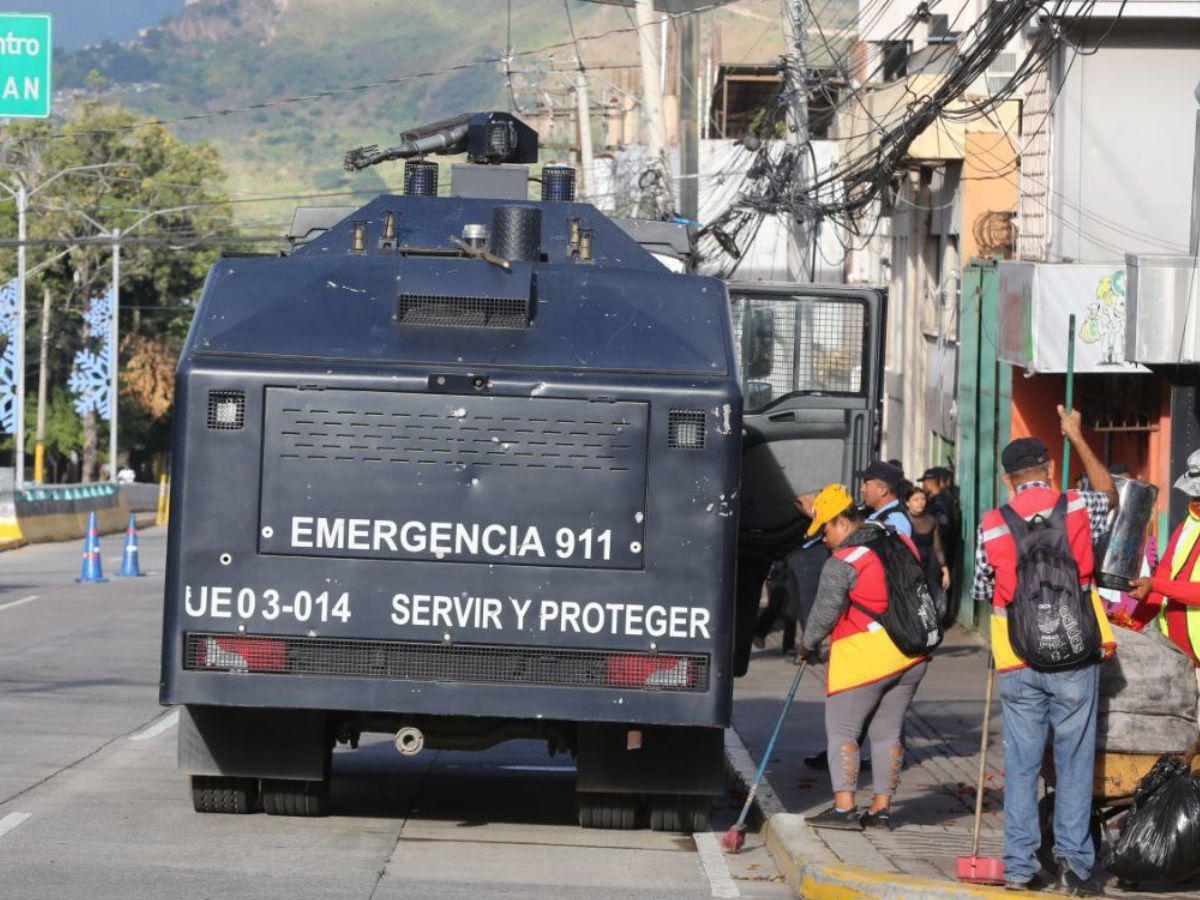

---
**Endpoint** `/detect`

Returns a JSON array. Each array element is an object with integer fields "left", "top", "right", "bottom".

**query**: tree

[{"left": 0, "top": 92, "right": 234, "bottom": 481}]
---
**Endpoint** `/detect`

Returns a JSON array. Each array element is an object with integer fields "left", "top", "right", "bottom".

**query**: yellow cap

[{"left": 806, "top": 483, "right": 853, "bottom": 537}]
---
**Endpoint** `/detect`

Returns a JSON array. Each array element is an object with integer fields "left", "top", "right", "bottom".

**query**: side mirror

[{"left": 746, "top": 306, "right": 775, "bottom": 380}]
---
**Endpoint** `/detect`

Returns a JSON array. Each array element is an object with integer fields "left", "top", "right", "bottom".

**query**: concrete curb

[
  {"left": 724, "top": 727, "right": 1010, "bottom": 899},
  {"left": 764, "top": 813, "right": 1011, "bottom": 899}
]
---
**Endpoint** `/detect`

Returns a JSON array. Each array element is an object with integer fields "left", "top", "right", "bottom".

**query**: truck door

[{"left": 726, "top": 283, "right": 886, "bottom": 673}]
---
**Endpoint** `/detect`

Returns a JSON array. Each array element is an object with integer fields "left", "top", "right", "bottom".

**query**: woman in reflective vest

[
  {"left": 797, "top": 486, "right": 930, "bottom": 831},
  {"left": 979, "top": 486, "right": 1117, "bottom": 672},
  {"left": 1131, "top": 449, "right": 1200, "bottom": 715}
]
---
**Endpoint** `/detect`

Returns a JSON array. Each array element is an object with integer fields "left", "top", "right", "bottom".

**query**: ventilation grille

[
  {"left": 668, "top": 410, "right": 706, "bottom": 450},
  {"left": 207, "top": 390, "right": 245, "bottom": 430},
  {"left": 184, "top": 632, "right": 710, "bottom": 693},
  {"left": 275, "top": 402, "right": 637, "bottom": 474},
  {"left": 397, "top": 293, "right": 530, "bottom": 329}
]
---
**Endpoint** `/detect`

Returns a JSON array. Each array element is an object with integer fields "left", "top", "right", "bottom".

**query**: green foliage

[{"left": 0, "top": 99, "right": 233, "bottom": 479}]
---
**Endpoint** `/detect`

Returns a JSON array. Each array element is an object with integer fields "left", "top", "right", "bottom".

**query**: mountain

[
  {"left": 5, "top": 1, "right": 185, "bottom": 51},
  {"left": 53, "top": 0, "right": 848, "bottom": 230}
]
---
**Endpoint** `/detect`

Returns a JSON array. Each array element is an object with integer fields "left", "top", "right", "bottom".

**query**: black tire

[
  {"left": 648, "top": 795, "right": 711, "bottom": 832},
  {"left": 577, "top": 793, "right": 637, "bottom": 829},
  {"left": 191, "top": 775, "right": 258, "bottom": 814},
  {"left": 261, "top": 778, "right": 329, "bottom": 817}
]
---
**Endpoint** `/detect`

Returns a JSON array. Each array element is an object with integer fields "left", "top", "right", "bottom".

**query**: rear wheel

[
  {"left": 577, "top": 792, "right": 638, "bottom": 829},
  {"left": 649, "top": 794, "right": 711, "bottom": 832},
  {"left": 261, "top": 778, "right": 329, "bottom": 817},
  {"left": 191, "top": 775, "right": 258, "bottom": 814}
]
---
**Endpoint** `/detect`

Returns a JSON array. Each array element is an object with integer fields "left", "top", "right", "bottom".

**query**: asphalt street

[{"left": 0, "top": 528, "right": 787, "bottom": 899}]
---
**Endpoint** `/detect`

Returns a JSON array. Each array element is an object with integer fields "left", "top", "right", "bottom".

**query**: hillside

[{"left": 55, "top": 0, "right": 851, "bottom": 230}]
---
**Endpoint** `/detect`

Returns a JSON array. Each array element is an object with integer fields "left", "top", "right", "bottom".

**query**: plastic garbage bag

[{"left": 1107, "top": 756, "right": 1200, "bottom": 884}]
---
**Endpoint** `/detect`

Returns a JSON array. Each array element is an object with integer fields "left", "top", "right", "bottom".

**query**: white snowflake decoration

[
  {"left": 83, "top": 287, "right": 112, "bottom": 334},
  {"left": 69, "top": 291, "right": 113, "bottom": 418},
  {"left": 0, "top": 278, "right": 18, "bottom": 434}
]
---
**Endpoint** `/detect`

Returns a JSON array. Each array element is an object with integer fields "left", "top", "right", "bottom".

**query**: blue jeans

[{"left": 997, "top": 664, "right": 1099, "bottom": 883}]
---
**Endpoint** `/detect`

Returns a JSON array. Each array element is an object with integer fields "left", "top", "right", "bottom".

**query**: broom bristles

[{"left": 719, "top": 826, "right": 746, "bottom": 853}]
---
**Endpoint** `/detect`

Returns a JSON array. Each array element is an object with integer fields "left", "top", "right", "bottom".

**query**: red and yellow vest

[
  {"left": 1154, "top": 513, "right": 1200, "bottom": 665},
  {"left": 980, "top": 485, "right": 1116, "bottom": 672},
  {"left": 826, "top": 535, "right": 929, "bottom": 695}
]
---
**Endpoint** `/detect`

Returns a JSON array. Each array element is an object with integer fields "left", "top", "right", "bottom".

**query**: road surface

[{"left": 0, "top": 528, "right": 787, "bottom": 899}]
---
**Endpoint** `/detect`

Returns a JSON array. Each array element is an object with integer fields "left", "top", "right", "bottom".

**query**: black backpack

[
  {"left": 999, "top": 495, "right": 1102, "bottom": 671},
  {"left": 850, "top": 523, "right": 944, "bottom": 657}
]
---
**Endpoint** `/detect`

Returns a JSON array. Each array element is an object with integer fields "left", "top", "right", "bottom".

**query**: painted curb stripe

[
  {"left": 129, "top": 709, "right": 180, "bottom": 742},
  {"left": 694, "top": 830, "right": 740, "bottom": 898}
]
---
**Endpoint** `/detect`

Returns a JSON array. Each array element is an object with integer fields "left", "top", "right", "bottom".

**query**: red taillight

[
  {"left": 605, "top": 654, "right": 693, "bottom": 689},
  {"left": 198, "top": 636, "right": 287, "bottom": 672}
]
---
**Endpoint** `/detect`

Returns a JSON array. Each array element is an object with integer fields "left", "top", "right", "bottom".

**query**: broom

[
  {"left": 956, "top": 656, "right": 1005, "bottom": 885},
  {"left": 721, "top": 660, "right": 808, "bottom": 853}
]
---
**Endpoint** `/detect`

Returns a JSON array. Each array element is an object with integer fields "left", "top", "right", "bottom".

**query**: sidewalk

[{"left": 732, "top": 625, "right": 1200, "bottom": 898}]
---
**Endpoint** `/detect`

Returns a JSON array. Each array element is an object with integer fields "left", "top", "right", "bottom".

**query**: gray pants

[{"left": 825, "top": 660, "right": 928, "bottom": 797}]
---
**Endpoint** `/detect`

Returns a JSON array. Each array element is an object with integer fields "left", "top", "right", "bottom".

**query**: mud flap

[
  {"left": 178, "top": 705, "right": 328, "bottom": 781},
  {"left": 576, "top": 724, "right": 724, "bottom": 795}
]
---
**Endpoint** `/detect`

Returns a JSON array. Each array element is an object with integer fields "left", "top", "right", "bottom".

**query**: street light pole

[
  {"left": 14, "top": 186, "right": 25, "bottom": 489},
  {"left": 109, "top": 228, "right": 120, "bottom": 483},
  {"left": 0, "top": 161, "right": 135, "bottom": 486}
]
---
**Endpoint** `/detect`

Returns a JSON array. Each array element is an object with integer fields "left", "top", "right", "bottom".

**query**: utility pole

[
  {"left": 574, "top": 70, "right": 595, "bottom": 200},
  {"left": 679, "top": 14, "right": 700, "bottom": 222},
  {"left": 782, "top": 0, "right": 813, "bottom": 280},
  {"left": 634, "top": 0, "right": 672, "bottom": 216}
]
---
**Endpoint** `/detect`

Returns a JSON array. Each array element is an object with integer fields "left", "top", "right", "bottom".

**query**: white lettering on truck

[{"left": 287, "top": 516, "right": 610, "bottom": 561}]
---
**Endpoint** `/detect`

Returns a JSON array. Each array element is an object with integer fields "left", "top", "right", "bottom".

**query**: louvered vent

[
  {"left": 396, "top": 293, "right": 530, "bottom": 329},
  {"left": 207, "top": 390, "right": 245, "bottom": 430},
  {"left": 668, "top": 410, "right": 706, "bottom": 450}
]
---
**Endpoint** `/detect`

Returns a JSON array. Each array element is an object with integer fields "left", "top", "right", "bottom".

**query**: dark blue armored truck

[{"left": 161, "top": 113, "right": 883, "bottom": 828}]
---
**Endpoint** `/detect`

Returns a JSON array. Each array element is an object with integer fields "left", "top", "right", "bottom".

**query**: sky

[{"left": 3, "top": 2, "right": 185, "bottom": 50}]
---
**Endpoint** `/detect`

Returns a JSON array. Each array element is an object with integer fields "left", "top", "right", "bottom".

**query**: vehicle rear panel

[{"left": 161, "top": 195, "right": 742, "bottom": 728}]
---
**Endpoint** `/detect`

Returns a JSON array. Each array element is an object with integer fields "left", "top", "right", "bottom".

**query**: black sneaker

[
  {"left": 861, "top": 809, "right": 892, "bottom": 830},
  {"left": 1052, "top": 858, "right": 1104, "bottom": 896},
  {"left": 752, "top": 635, "right": 767, "bottom": 649},
  {"left": 807, "top": 807, "right": 864, "bottom": 831}
]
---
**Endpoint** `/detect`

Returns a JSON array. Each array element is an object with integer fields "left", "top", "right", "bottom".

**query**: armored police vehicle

[{"left": 161, "top": 112, "right": 883, "bottom": 828}]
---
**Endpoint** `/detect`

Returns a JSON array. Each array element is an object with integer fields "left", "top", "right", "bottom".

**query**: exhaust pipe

[{"left": 394, "top": 725, "right": 425, "bottom": 756}]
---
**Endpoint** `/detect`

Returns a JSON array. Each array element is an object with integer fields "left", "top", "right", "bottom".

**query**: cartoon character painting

[{"left": 1081, "top": 268, "right": 1126, "bottom": 364}]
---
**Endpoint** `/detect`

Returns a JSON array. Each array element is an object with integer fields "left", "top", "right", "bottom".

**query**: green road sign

[{"left": 0, "top": 13, "right": 51, "bottom": 119}]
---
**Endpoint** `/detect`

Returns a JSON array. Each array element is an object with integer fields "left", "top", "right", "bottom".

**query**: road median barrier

[{"left": 3, "top": 482, "right": 130, "bottom": 545}]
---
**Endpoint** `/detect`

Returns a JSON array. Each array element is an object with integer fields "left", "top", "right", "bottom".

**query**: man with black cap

[
  {"left": 920, "top": 466, "right": 961, "bottom": 601},
  {"left": 972, "top": 407, "right": 1118, "bottom": 895},
  {"left": 856, "top": 460, "right": 912, "bottom": 537}
]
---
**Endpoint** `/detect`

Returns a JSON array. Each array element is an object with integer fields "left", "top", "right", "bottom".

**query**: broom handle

[
  {"left": 970, "top": 658, "right": 995, "bottom": 858},
  {"left": 734, "top": 660, "right": 808, "bottom": 829},
  {"left": 1061, "top": 314, "right": 1076, "bottom": 493}
]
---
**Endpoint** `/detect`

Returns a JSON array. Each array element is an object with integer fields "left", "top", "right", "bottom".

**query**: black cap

[
  {"left": 855, "top": 460, "right": 905, "bottom": 491},
  {"left": 918, "top": 466, "right": 951, "bottom": 482},
  {"left": 1001, "top": 437, "right": 1050, "bottom": 475}
]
